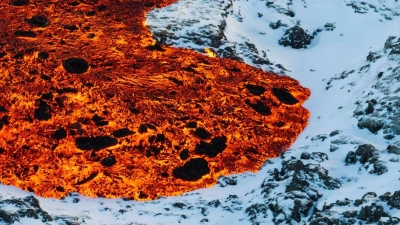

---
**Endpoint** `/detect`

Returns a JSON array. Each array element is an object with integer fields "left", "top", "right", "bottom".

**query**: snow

[{"left": 2, "top": 0, "right": 400, "bottom": 224}]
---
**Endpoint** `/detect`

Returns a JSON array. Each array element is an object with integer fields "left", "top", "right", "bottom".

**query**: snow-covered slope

[{"left": 1, "top": 0, "right": 400, "bottom": 224}]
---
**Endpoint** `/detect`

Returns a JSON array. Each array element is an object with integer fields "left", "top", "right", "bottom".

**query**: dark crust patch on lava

[
  {"left": 245, "top": 99, "right": 271, "bottom": 115},
  {"left": 62, "top": 58, "right": 89, "bottom": 74},
  {"left": 75, "top": 136, "right": 118, "bottom": 151},
  {"left": 195, "top": 136, "right": 227, "bottom": 157},
  {"left": 112, "top": 128, "right": 135, "bottom": 138},
  {"left": 25, "top": 15, "right": 50, "bottom": 27},
  {"left": 272, "top": 88, "right": 299, "bottom": 105},
  {"left": 173, "top": 158, "right": 210, "bottom": 181},
  {"left": 100, "top": 155, "right": 117, "bottom": 167},
  {"left": 245, "top": 84, "right": 266, "bottom": 95},
  {"left": 10, "top": 0, "right": 29, "bottom": 6}
]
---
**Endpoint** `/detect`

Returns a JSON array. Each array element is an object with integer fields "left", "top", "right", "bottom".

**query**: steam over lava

[{"left": 0, "top": 0, "right": 310, "bottom": 200}]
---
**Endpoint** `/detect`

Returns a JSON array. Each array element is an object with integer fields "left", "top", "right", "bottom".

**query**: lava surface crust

[{"left": 0, "top": 0, "right": 310, "bottom": 200}]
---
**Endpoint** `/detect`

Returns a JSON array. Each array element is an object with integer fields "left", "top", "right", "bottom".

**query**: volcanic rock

[{"left": 278, "top": 26, "right": 313, "bottom": 49}]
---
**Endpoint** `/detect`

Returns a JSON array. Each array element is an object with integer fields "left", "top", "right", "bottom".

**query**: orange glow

[{"left": 0, "top": 0, "right": 310, "bottom": 200}]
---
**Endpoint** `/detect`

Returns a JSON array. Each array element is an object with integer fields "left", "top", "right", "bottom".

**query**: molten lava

[{"left": 0, "top": 0, "right": 310, "bottom": 200}]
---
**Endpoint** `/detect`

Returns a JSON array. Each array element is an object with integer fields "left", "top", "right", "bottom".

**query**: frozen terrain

[{"left": 1, "top": 0, "right": 400, "bottom": 224}]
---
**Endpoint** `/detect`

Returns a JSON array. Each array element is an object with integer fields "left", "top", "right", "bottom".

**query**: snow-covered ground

[{"left": 2, "top": 0, "right": 400, "bottom": 224}]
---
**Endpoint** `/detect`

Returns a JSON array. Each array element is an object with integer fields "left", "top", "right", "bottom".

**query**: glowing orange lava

[{"left": 0, "top": 0, "right": 310, "bottom": 200}]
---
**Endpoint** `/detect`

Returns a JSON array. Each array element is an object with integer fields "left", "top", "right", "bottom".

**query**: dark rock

[
  {"left": 75, "top": 136, "right": 117, "bottom": 150},
  {"left": 300, "top": 152, "right": 311, "bottom": 160},
  {"left": 354, "top": 199, "right": 363, "bottom": 207},
  {"left": 34, "top": 100, "right": 52, "bottom": 121},
  {"left": 285, "top": 160, "right": 305, "bottom": 172},
  {"left": 25, "top": 16, "right": 49, "bottom": 27},
  {"left": 286, "top": 172, "right": 309, "bottom": 192},
  {"left": 14, "top": 30, "right": 37, "bottom": 38},
  {"left": 0, "top": 210, "right": 18, "bottom": 224},
  {"left": 378, "top": 217, "right": 400, "bottom": 225},
  {"left": 345, "top": 151, "right": 357, "bottom": 164},
  {"left": 179, "top": 149, "right": 189, "bottom": 160},
  {"left": 365, "top": 103, "right": 375, "bottom": 115},
  {"left": 245, "top": 99, "right": 271, "bottom": 115},
  {"left": 62, "top": 58, "right": 89, "bottom": 74},
  {"left": 343, "top": 210, "right": 358, "bottom": 218},
  {"left": 379, "top": 192, "right": 392, "bottom": 202},
  {"left": 278, "top": 26, "right": 312, "bottom": 49},
  {"left": 291, "top": 200, "right": 302, "bottom": 222},
  {"left": 269, "top": 20, "right": 286, "bottom": 29},
  {"left": 52, "top": 127, "right": 67, "bottom": 140},
  {"left": 371, "top": 160, "right": 388, "bottom": 175},
  {"left": 366, "top": 51, "right": 382, "bottom": 62},
  {"left": 245, "top": 84, "right": 266, "bottom": 95},
  {"left": 355, "top": 144, "right": 377, "bottom": 164},
  {"left": 173, "top": 158, "right": 210, "bottom": 181},
  {"left": 207, "top": 200, "right": 221, "bottom": 208},
  {"left": 112, "top": 128, "right": 134, "bottom": 138},
  {"left": 358, "top": 203, "right": 388, "bottom": 223},
  {"left": 387, "top": 142, "right": 400, "bottom": 155},
  {"left": 388, "top": 191, "right": 400, "bottom": 209},
  {"left": 218, "top": 176, "right": 237, "bottom": 187},
  {"left": 11, "top": 0, "right": 29, "bottom": 6},
  {"left": 172, "top": 202, "right": 186, "bottom": 209},
  {"left": 194, "top": 127, "right": 211, "bottom": 139},
  {"left": 358, "top": 118, "right": 384, "bottom": 134},
  {"left": 329, "top": 130, "right": 340, "bottom": 137},
  {"left": 272, "top": 88, "right": 299, "bottom": 105},
  {"left": 245, "top": 204, "right": 268, "bottom": 223},
  {"left": 362, "top": 192, "right": 378, "bottom": 200},
  {"left": 100, "top": 156, "right": 117, "bottom": 167},
  {"left": 195, "top": 136, "right": 227, "bottom": 157}
]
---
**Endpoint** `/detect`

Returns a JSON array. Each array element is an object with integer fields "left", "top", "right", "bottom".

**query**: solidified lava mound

[{"left": 0, "top": 0, "right": 310, "bottom": 200}]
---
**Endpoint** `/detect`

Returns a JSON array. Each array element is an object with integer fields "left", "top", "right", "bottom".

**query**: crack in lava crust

[{"left": 0, "top": 0, "right": 310, "bottom": 200}]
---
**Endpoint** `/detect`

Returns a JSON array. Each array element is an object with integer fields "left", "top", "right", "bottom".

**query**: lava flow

[{"left": 0, "top": 0, "right": 310, "bottom": 200}]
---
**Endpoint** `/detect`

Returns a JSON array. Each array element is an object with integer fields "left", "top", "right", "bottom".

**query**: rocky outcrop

[{"left": 278, "top": 26, "right": 313, "bottom": 49}]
